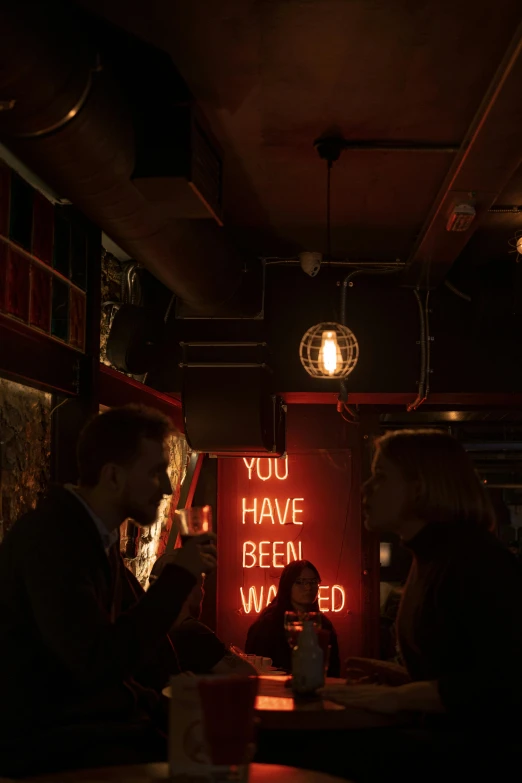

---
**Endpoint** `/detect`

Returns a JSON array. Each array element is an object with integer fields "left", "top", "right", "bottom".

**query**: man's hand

[
  {"left": 321, "top": 680, "right": 444, "bottom": 715},
  {"left": 319, "top": 684, "right": 402, "bottom": 714},
  {"left": 151, "top": 534, "right": 217, "bottom": 580},
  {"left": 345, "top": 657, "right": 411, "bottom": 687}
]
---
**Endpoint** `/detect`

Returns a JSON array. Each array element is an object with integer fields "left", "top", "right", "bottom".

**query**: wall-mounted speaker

[{"left": 181, "top": 342, "right": 286, "bottom": 455}]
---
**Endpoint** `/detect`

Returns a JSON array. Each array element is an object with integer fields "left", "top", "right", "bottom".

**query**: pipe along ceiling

[{"left": 0, "top": 0, "right": 245, "bottom": 314}]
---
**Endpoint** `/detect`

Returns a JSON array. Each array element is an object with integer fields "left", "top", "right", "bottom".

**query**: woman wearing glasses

[{"left": 245, "top": 559, "right": 340, "bottom": 676}]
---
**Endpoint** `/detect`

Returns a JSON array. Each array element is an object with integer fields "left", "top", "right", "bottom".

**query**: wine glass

[
  {"left": 303, "top": 612, "right": 322, "bottom": 631},
  {"left": 284, "top": 611, "right": 322, "bottom": 649},
  {"left": 284, "top": 612, "right": 303, "bottom": 649},
  {"left": 316, "top": 628, "right": 332, "bottom": 677}
]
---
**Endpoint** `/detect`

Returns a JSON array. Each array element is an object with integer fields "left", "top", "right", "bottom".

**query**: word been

[
  {"left": 242, "top": 539, "right": 303, "bottom": 568},
  {"left": 242, "top": 497, "right": 304, "bottom": 525},
  {"left": 243, "top": 458, "right": 288, "bottom": 481},
  {"left": 240, "top": 583, "right": 346, "bottom": 614}
]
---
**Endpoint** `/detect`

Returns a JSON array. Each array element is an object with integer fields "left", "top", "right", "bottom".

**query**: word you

[{"left": 243, "top": 458, "right": 288, "bottom": 481}]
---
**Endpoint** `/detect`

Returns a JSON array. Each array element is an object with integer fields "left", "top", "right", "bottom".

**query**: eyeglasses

[{"left": 294, "top": 578, "right": 320, "bottom": 587}]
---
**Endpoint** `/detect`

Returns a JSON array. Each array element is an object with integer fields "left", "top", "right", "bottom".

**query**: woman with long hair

[
  {"left": 245, "top": 559, "right": 340, "bottom": 676},
  {"left": 322, "top": 429, "right": 522, "bottom": 737}
]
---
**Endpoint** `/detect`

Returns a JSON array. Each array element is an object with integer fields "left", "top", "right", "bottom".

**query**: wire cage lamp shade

[
  {"left": 508, "top": 230, "right": 522, "bottom": 259},
  {"left": 299, "top": 321, "right": 359, "bottom": 379}
]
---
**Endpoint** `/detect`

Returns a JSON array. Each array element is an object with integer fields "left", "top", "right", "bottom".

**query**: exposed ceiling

[
  {"left": 381, "top": 410, "right": 522, "bottom": 488},
  {"left": 79, "top": 0, "right": 522, "bottom": 277}
]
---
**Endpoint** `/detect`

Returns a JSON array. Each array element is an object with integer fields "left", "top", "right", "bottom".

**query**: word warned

[{"left": 240, "top": 584, "right": 346, "bottom": 614}]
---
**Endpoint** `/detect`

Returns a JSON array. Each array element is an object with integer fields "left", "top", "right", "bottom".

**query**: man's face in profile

[{"left": 119, "top": 437, "right": 172, "bottom": 527}]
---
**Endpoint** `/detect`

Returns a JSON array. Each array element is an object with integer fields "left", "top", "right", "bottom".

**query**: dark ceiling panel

[
  {"left": 403, "top": 19, "right": 522, "bottom": 287},
  {"left": 79, "top": 0, "right": 522, "bottom": 261}
]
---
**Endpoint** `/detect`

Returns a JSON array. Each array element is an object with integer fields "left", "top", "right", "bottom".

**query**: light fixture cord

[{"left": 326, "top": 160, "right": 332, "bottom": 260}]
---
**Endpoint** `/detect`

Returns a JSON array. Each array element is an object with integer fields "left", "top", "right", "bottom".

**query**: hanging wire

[
  {"left": 444, "top": 279, "right": 471, "bottom": 302},
  {"left": 326, "top": 161, "right": 332, "bottom": 260},
  {"left": 424, "top": 290, "right": 431, "bottom": 400},
  {"left": 340, "top": 408, "right": 359, "bottom": 425},
  {"left": 49, "top": 397, "right": 70, "bottom": 417}
]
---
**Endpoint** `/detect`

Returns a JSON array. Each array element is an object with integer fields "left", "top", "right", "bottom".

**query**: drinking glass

[
  {"left": 305, "top": 612, "right": 322, "bottom": 630},
  {"left": 284, "top": 612, "right": 303, "bottom": 650},
  {"left": 284, "top": 611, "right": 322, "bottom": 649},
  {"left": 316, "top": 628, "right": 332, "bottom": 676},
  {"left": 198, "top": 675, "right": 259, "bottom": 782},
  {"left": 175, "top": 506, "right": 212, "bottom": 543}
]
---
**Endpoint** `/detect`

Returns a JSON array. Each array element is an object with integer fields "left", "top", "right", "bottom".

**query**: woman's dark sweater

[
  {"left": 398, "top": 522, "right": 522, "bottom": 729},
  {"left": 245, "top": 610, "right": 341, "bottom": 677}
]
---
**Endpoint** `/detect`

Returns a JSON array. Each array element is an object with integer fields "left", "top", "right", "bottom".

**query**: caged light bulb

[
  {"left": 319, "top": 330, "right": 341, "bottom": 376},
  {"left": 299, "top": 321, "right": 359, "bottom": 379}
]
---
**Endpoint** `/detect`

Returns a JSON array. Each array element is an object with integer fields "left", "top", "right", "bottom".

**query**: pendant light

[
  {"left": 299, "top": 136, "right": 359, "bottom": 380},
  {"left": 299, "top": 321, "right": 359, "bottom": 379}
]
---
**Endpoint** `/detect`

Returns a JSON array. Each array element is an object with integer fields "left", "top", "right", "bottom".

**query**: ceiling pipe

[
  {"left": 483, "top": 484, "right": 522, "bottom": 489},
  {"left": 402, "top": 16, "right": 522, "bottom": 288},
  {"left": 0, "top": 0, "right": 244, "bottom": 313},
  {"left": 463, "top": 443, "right": 522, "bottom": 452}
]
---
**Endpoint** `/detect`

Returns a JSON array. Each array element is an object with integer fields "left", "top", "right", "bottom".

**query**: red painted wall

[{"left": 216, "top": 405, "right": 379, "bottom": 664}]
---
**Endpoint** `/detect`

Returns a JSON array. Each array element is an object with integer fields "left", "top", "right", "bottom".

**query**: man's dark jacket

[{"left": 0, "top": 487, "right": 194, "bottom": 737}]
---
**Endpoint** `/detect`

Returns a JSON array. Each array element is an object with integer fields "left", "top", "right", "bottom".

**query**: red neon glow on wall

[{"left": 217, "top": 446, "right": 361, "bottom": 661}]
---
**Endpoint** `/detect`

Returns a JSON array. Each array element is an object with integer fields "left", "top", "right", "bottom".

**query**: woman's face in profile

[
  {"left": 291, "top": 566, "right": 319, "bottom": 609},
  {"left": 363, "top": 452, "right": 413, "bottom": 534}
]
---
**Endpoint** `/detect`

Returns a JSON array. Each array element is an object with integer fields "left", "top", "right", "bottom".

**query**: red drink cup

[{"left": 198, "top": 676, "right": 259, "bottom": 768}]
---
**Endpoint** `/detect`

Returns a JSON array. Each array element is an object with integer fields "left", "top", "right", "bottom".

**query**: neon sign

[
  {"left": 318, "top": 585, "right": 346, "bottom": 613},
  {"left": 240, "top": 583, "right": 345, "bottom": 614},
  {"left": 242, "top": 540, "right": 303, "bottom": 568},
  {"left": 240, "top": 585, "right": 278, "bottom": 613},
  {"left": 243, "top": 458, "right": 289, "bottom": 481},
  {"left": 238, "top": 456, "right": 347, "bottom": 615},
  {"left": 241, "top": 497, "right": 304, "bottom": 525}
]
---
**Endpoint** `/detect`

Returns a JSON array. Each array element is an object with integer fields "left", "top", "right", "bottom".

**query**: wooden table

[
  {"left": 163, "top": 676, "right": 403, "bottom": 733},
  {"left": 24, "top": 763, "right": 349, "bottom": 782},
  {"left": 255, "top": 676, "right": 403, "bottom": 731}
]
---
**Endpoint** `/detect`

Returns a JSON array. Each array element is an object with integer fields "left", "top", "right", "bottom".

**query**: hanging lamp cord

[{"left": 326, "top": 160, "right": 332, "bottom": 260}]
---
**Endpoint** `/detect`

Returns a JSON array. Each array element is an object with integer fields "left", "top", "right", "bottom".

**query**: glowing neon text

[
  {"left": 241, "top": 497, "right": 304, "bottom": 525},
  {"left": 243, "top": 457, "right": 289, "bottom": 481},
  {"left": 240, "top": 583, "right": 345, "bottom": 614},
  {"left": 318, "top": 585, "right": 346, "bottom": 613},
  {"left": 242, "top": 539, "right": 303, "bottom": 568}
]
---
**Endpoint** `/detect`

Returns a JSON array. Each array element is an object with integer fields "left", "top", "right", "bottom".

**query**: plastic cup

[
  {"left": 175, "top": 506, "right": 212, "bottom": 540},
  {"left": 198, "top": 675, "right": 259, "bottom": 781}
]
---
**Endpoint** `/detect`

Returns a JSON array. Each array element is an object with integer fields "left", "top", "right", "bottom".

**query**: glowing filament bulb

[{"left": 319, "top": 331, "right": 340, "bottom": 376}]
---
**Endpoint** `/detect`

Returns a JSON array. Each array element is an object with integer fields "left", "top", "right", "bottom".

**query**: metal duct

[{"left": 0, "top": 0, "right": 244, "bottom": 313}]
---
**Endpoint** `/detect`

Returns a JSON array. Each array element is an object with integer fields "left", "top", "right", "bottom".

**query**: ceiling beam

[
  {"left": 99, "top": 364, "right": 184, "bottom": 431},
  {"left": 402, "top": 18, "right": 522, "bottom": 288},
  {"left": 281, "top": 392, "right": 522, "bottom": 408}
]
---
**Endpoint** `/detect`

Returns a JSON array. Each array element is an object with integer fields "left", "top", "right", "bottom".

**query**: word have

[
  {"left": 240, "top": 584, "right": 346, "bottom": 614},
  {"left": 242, "top": 497, "right": 303, "bottom": 525},
  {"left": 243, "top": 457, "right": 288, "bottom": 481},
  {"left": 242, "top": 539, "right": 303, "bottom": 568}
]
